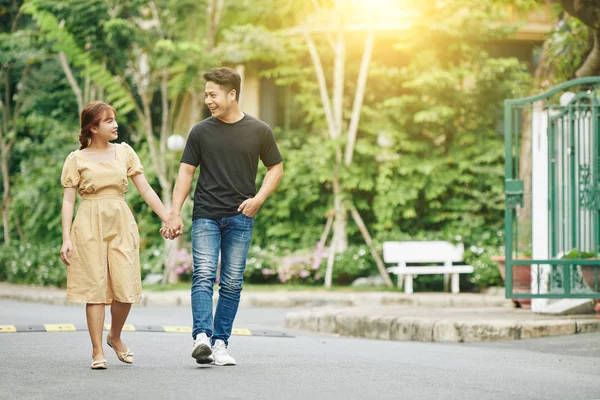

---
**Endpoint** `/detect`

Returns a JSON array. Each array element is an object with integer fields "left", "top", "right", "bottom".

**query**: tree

[
  {"left": 286, "top": 0, "right": 394, "bottom": 288},
  {"left": 558, "top": 0, "right": 600, "bottom": 77},
  {"left": 0, "top": 0, "right": 36, "bottom": 245},
  {"left": 518, "top": 1, "right": 597, "bottom": 243},
  {"left": 21, "top": 0, "right": 299, "bottom": 282}
]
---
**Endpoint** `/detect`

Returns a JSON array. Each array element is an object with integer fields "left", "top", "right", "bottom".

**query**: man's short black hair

[{"left": 203, "top": 67, "right": 241, "bottom": 102}]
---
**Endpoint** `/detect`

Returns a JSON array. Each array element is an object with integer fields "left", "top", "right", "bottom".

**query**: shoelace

[{"left": 212, "top": 344, "right": 227, "bottom": 355}]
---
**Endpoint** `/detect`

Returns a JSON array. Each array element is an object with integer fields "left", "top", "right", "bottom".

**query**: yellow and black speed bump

[{"left": 0, "top": 324, "right": 292, "bottom": 338}]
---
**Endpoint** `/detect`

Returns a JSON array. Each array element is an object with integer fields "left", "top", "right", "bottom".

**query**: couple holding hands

[{"left": 60, "top": 67, "right": 283, "bottom": 369}]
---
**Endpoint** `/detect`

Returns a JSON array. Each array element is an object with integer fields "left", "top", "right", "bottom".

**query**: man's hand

[
  {"left": 162, "top": 212, "right": 184, "bottom": 239},
  {"left": 238, "top": 196, "right": 264, "bottom": 217}
]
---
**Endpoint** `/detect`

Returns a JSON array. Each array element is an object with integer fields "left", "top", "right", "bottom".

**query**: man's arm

[
  {"left": 238, "top": 161, "right": 283, "bottom": 217},
  {"left": 165, "top": 163, "right": 196, "bottom": 238}
]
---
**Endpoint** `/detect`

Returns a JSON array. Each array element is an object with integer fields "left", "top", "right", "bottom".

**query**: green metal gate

[{"left": 504, "top": 77, "right": 600, "bottom": 300}]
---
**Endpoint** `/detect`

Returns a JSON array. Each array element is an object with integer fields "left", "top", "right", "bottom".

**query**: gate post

[{"left": 531, "top": 108, "right": 550, "bottom": 312}]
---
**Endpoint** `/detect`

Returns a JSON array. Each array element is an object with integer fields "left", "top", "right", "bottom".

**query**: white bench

[{"left": 382, "top": 241, "right": 474, "bottom": 294}]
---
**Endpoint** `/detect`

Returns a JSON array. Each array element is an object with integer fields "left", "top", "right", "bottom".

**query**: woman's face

[{"left": 91, "top": 110, "right": 118, "bottom": 142}]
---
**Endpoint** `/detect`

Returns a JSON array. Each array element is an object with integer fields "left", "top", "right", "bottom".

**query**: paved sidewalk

[
  {"left": 0, "top": 282, "right": 511, "bottom": 308},
  {"left": 285, "top": 305, "right": 600, "bottom": 343},
  {"left": 3, "top": 282, "right": 598, "bottom": 343}
]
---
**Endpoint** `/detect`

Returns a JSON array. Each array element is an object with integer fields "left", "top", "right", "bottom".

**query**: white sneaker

[
  {"left": 191, "top": 333, "right": 214, "bottom": 364},
  {"left": 212, "top": 339, "right": 236, "bottom": 366}
]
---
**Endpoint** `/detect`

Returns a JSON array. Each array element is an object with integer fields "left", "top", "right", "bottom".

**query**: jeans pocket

[{"left": 239, "top": 213, "right": 255, "bottom": 228}]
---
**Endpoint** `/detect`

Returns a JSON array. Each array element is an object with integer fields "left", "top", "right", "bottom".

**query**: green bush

[
  {"left": 244, "top": 244, "right": 287, "bottom": 284},
  {"left": 244, "top": 244, "right": 377, "bottom": 286},
  {"left": 0, "top": 241, "right": 168, "bottom": 287},
  {"left": 323, "top": 245, "right": 375, "bottom": 285},
  {"left": 465, "top": 244, "right": 503, "bottom": 289},
  {"left": 0, "top": 243, "right": 67, "bottom": 287},
  {"left": 139, "top": 243, "right": 167, "bottom": 281}
]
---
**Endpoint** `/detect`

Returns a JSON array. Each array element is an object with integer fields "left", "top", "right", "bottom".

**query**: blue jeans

[{"left": 190, "top": 213, "right": 254, "bottom": 345}]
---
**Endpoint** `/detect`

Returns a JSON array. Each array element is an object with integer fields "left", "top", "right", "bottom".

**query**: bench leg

[
  {"left": 396, "top": 274, "right": 404, "bottom": 289},
  {"left": 405, "top": 275, "right": 413, "bottom": 294},
  {"left": 451, "top": 273, "right": 459, "bottom": 294},
  {"left": 443, "top": 273, "right": 449, "bottom": 292}
]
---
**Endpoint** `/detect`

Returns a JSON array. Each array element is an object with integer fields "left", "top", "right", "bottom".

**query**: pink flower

[
  {"left": 261, "top": 268, "right": 273, "bottom": 276},
  {"left": 299, "top": 270, "right": 309, "bottom": 278}
]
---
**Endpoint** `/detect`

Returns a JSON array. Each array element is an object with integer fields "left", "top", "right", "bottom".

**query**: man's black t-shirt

[{"left": 180, "top": 114, "right": 283, "bottom": 220}]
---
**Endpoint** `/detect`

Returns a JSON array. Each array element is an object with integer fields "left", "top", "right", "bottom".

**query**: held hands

[
  {"left": 238, "top": 196, "right": 264, "bottom": 217},
  {"left": 160, "top": 211, "right": 184, "bottom": 240},
  {"left": 160, "top": 197, "right": 262, "bottom": 239}
]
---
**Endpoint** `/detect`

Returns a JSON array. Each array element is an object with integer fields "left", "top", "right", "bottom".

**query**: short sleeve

[
  {"left": 180, "top": 127, "right": 201, "bottom": 167},
  {"left": 60, "top": 152, "right": 80, "bottom": 188},
  {"left": 260, "top": 127, "right": 283, "bottom": 167},
  {"left": 122, "top": 143, "right": 144, "bottom": 177}
]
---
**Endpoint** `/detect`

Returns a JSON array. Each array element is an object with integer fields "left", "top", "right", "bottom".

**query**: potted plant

[
  {"left": 562, "top": 248, "right": 600, "bottom": 315},
  {"left": 491, "top": 251, "right": 532, "bottom": 308}
]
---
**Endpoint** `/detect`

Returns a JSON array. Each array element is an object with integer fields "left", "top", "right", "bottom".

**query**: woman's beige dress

[{"left": 60, "top": 142, "right": 144, "bottom": 304}]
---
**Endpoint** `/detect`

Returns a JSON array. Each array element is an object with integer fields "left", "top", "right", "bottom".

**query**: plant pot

[
  {"left": 491, "top": 255, "right": 532, "bottom": 309},
  {"left": 579, "top": 265, "right": 600, "bottom": 292},
  {"left": 578, "top": 265, "right": 600, "bottom": 316}
]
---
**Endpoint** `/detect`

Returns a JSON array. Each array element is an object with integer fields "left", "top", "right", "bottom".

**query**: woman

[{"left": 60, "top": 101, "right": 169, "bottom": 369}]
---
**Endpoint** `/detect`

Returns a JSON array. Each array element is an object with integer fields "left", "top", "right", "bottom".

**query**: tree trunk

[
  {"left": 207, "top": 0, "right": 225, "bottom": 50},
  {"left": 330, "top": 4, "right": 348, "bottom": 252},
  {"left": 304, "top": 29, "right": 337, "bottom": 139},
  {"left": 558, "top": 0, "right": 600, "bottom": 76},
  {"left": 576, "top": 28, "right": 600, "bottom": 77},
  {"left": 344, "top": 28, "right": 374, "bottom": 166},
  {"left": 332, "top": 9, "right": 345, "bottom": 138},
  {"left": 189, "top": 91, "right": 201, "bottom": 131},
  {"left": 58, "top": 52, "right": 83, "bottom": 115},
  {"left": 1, "top": 68, "right": 10, "bottom": 246},
  {"left": 1, "top": 151, "right": 10, "bottom": 245},
  {"left": 324, "top": 234, "right": 337, "bottom": 288},
  {"left": 325, "top": 150, "right": 345, "bottom": 288},
  {"left": 13, "top": 212, "right": 24, "bottom": 242},
  {"left": 332, "top": 149, "right": 347, "bottom": 251},
  {"left": 517, "top": 108, "right": 532, "bottom": 249},
  {"left": 348, "top": 202, "right": 393, "bottom": 287}
]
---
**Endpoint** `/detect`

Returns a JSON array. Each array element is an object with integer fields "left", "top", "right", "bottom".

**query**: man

[{"left": 163, "top": 67, "right": 283, "bottom": 366}]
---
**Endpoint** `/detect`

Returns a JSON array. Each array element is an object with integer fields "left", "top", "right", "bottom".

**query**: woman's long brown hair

[{"left": 79, "top": 102, "right": 116, "bottom": 150}]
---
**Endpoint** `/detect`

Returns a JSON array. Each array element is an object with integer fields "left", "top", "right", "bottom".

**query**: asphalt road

[{"left": 1, "top": 301, "right": 598, "bottom": 400}]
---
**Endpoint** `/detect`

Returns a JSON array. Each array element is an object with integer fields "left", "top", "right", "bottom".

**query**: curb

[
  {"left": 284, "top": 310, "right": 600, "bottom": 343},
  {"left": 0, "top": 283, "right": 512, "bottom": 308},
  {"left": 238, "top": 292, "right": 512, "bottom": 308}
]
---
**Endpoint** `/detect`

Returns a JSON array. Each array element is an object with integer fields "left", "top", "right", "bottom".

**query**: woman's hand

[{"left": 60, "top": 239, "right": 73, "bottom": 266}]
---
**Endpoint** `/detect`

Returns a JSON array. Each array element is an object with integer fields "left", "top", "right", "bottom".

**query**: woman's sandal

[
  {"left": 91, "top": 359, "right": 107, "bottom": 370},
  {"left": 107, "top": 334, "right": 135, "bottom": 364}
]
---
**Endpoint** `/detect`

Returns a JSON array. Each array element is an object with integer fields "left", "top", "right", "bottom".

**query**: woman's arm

[
  {"left": 60, "top": 188, "right": 77, "bottom": 266},
  {"left": 131, "top": 173, "right": 169, "bottom": 223}
]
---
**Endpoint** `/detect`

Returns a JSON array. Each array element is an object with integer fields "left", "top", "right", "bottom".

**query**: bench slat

[
  {"left": 387, "top": 266, "right": 474, "bottom": 274},
  {"left": 383, "top": 241, "right": 464, "bottom": 263}
]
